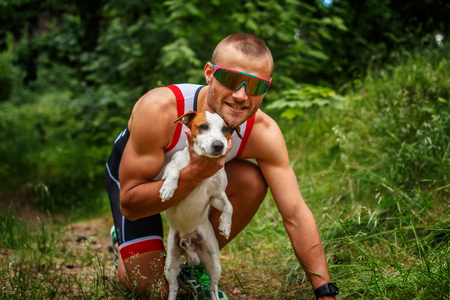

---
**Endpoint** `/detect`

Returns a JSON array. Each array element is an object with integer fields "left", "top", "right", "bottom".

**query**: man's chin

[{"left": 223, "top": 114, "right": 248, "bottom": 129}]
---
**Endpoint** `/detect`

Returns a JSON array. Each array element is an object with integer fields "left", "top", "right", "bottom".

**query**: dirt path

[{"left": 61, "top": 215, "right": 117, "bottom": 279}]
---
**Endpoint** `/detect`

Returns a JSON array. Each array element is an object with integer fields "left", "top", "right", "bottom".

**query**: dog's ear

[
  {"left": 173, "top": 111, "right": 197, "bottom": 128},
  {"left": 230, "top": 125, "right": 242, "bottom": 139}
]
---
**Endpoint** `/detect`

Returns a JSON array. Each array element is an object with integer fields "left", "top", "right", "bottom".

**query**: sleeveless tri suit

[{"left": 105, "top": 84, "right": 255, "bottom": 258}]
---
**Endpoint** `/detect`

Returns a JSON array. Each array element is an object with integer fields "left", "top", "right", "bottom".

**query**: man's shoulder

[
  {"left": 140, "top": 86, "right": 177, "bottom": 106},
  {"left": 128, "top": 86, "right": 178, "bottom": 131},
  {"left": 238, "top": 110, "right": 285, "bottom": 160},
  {"left": 136, "top": 83, "right": 202, "bottom": 110}
]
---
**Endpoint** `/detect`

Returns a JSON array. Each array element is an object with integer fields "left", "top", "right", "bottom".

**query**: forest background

[{"left": 0, "top": 0, "right": 449, "bottom": 299}]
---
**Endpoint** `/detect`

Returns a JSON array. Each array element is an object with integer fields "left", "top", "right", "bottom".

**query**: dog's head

[{"left": 174, "top": 111, "right": 241, "bottom": 157}]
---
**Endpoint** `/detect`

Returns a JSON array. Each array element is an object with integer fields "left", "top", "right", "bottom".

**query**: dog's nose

[{"left": 211, "top": 141, "right": 224, "bottom": 153}]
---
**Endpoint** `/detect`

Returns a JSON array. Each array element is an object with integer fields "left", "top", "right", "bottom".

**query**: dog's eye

[
  {"left": 198, "top": 124, "right": 209, "bottom": 131},
  {"left": 221, "top": 126, "right": 229, "bottom": 134}
]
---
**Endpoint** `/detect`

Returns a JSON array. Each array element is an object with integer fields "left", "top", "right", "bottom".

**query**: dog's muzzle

[{"left": 211, "top": 141, "right": 225, "bottom": 155}]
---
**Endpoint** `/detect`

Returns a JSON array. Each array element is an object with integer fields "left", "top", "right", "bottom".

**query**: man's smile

[{"left": 226, "top": 102, "right": 247, "bottom": 113}]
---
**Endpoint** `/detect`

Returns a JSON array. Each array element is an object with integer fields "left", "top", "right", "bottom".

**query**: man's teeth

[{"left": 229, "top": 104, "right": 244, "bottom": 110}]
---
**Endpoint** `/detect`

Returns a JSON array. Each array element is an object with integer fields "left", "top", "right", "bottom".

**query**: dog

[{"left": 159, "top": 111, "right": 239, "bottom": 300}]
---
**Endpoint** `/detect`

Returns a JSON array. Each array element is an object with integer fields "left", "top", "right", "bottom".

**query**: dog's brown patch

[{"left": 188, "top": 112, "right": 208, "bottom": 139}]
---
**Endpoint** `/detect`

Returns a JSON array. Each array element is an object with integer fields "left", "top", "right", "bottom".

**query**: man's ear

[
  {"left": 173, "top": 111, "right": 197, "bottom": 128},
  {"left": 204, "top": 62, "right": 214, "bottom": 85}
]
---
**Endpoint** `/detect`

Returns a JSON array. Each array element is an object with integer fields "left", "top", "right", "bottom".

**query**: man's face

[{"left": 204, "top": 48, "right": 272, "bottom": 129}]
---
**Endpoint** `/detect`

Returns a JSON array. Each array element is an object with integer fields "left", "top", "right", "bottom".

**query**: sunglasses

[{"left": 212, "top": 64, "right": 272, "bottom": 96}]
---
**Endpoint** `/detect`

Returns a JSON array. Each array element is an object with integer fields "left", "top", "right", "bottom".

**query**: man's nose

[{"left": 232, "top": 85, "right": 248, "bottom": 100}]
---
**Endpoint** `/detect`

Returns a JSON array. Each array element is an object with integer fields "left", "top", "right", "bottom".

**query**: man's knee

[
  {"left": 120, "top": 250, "right": 168, "bottom": 299},
  {"left": 226, "top": 158, "right": 268, "bottom": 200}
]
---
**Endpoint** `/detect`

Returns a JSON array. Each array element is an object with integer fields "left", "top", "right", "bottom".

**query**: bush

[{"left": 0, "top": 60, "right": 136, "bottom": 216}]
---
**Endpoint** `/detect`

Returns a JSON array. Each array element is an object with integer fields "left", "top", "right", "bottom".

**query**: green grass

[
  {"left": 0, "top": 212, "right": 128, "bottom": 299},
  {"left": 1, "top": 45, "right": 449, "bottom": 299}
]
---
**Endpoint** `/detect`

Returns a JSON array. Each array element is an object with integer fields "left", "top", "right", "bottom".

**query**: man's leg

[
  {"left": 106, "top": 131, "right": 169, "bottom": 298},
  {"left": 115, "top": 215, "right": 169, "bottom": 298},
  {"left": 117, "top": 247, "right": 168, "bottom": 298},
  {"left": 210, "top": 158, "right": 268, "bottom": 248}
]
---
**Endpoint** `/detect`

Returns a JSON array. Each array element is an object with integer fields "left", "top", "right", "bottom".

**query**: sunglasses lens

[
  {"left": 247, "top": 79, "right": 270, "bottom": 96},
  {"left": 214, "top": 68, "right": 241, "bottom": 89},
  {"left": 213, "top": 68, "right": 269, "bottom": 95}
]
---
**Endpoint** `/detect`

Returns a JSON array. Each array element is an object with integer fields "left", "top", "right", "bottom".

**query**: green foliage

[
  {"left": 2, "top": 0, "right": 449, "bottom": 91},
  {"left": 0, "top": 59, "right": 129, "bottom": 215},
  {"left": 0, "top": 51, "right": 13, "bottom": 101},
  {"left": 316, "top": 0, "right": 450, "bottom": 87},
  {"left": 0, "top": 0, "right": 351, "bottom": 91},
  {"left": 266, "top": 85, "right": 345, "bottom": 119},
  {"left": 278, "top": 44, "right": 449, "bottom": 212},
  {"left": 337, "top": 47, "right": 450, "bottom": 197}
]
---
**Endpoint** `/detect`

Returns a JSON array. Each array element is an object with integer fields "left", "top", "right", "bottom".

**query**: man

[{"left": 106, "top": 33, "right": 337, "bottom": 299}]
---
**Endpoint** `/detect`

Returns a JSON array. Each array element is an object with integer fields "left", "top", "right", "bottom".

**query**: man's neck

[{"left": 196, "top": 86, "right": 213, "bottom": 113}]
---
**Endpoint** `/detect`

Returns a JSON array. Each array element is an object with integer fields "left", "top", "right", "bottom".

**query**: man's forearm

[
  {"left": 120, "top": 166, "right": 205, "bottom": 220},
  {"left": 283, "top": 212, "right": 332, "bottom": 289}
]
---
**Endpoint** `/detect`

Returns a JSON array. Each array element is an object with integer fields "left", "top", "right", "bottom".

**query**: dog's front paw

[{"left": 159, "top": 179, "right": 177, "bottom": 202}]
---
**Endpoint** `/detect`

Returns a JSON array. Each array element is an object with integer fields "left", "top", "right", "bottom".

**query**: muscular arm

[
  {"left": 118, "top": 88, "right": 227, "bottom": 220},
  {"left": 242, "top": 111, "right": 332, "bottom": 293}
]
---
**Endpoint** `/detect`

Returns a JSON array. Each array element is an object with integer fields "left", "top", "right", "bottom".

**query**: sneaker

[
  {"left": 178, "top": 263, "right": 228, "bottom": 300},
  {"left": 110, "top": 225, "right": 118, "bottom": 271}
]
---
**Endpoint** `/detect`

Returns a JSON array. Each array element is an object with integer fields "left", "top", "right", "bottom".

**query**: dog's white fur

[{"left": 159, "top": 111, "right": 235, "bottom": 300}]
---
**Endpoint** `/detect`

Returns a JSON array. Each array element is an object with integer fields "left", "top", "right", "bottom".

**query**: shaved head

[{"left": 212, "top": 33, "right": 273, "bottom": 75}]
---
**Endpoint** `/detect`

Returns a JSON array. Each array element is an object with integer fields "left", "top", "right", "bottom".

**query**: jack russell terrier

[{"left": 159, "top": 111, "right": 239, "bottom": 300}]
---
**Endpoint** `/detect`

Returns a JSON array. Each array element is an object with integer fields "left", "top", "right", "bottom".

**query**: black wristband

[{"left": 314, "top": 283, "right": 339, "bottom": 299}]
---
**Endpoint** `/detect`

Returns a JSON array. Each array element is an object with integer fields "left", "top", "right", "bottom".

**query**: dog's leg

[
  {"left": 209, "top": 192, "right": 233, "bottom": 239},
  {"left": 165, "top": 229, "right": 182, "bottom": 300},
  {"left": 160, "top": 149, "right": 189, "bottom": 201},
  {"left": 160, "top": 162, "right": 181, "bottom": 202},
  {"left": 197, "top": 224, "right": 222, "bottom": 300}
]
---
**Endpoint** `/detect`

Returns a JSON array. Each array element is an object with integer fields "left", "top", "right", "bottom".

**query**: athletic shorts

[{"left": 105, "top": 128, "right": 165, "bottom": 260}]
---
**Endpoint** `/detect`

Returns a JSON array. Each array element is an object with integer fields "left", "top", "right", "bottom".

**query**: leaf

[
  {"left": 281, "top": 108, "right": 304, "bottom": 120},
  {"left": 321, "top": 16, "right": 348, "bottom": 31},
  {"left": 159, "top": 38, "right": 201, "bottom": 68}
]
